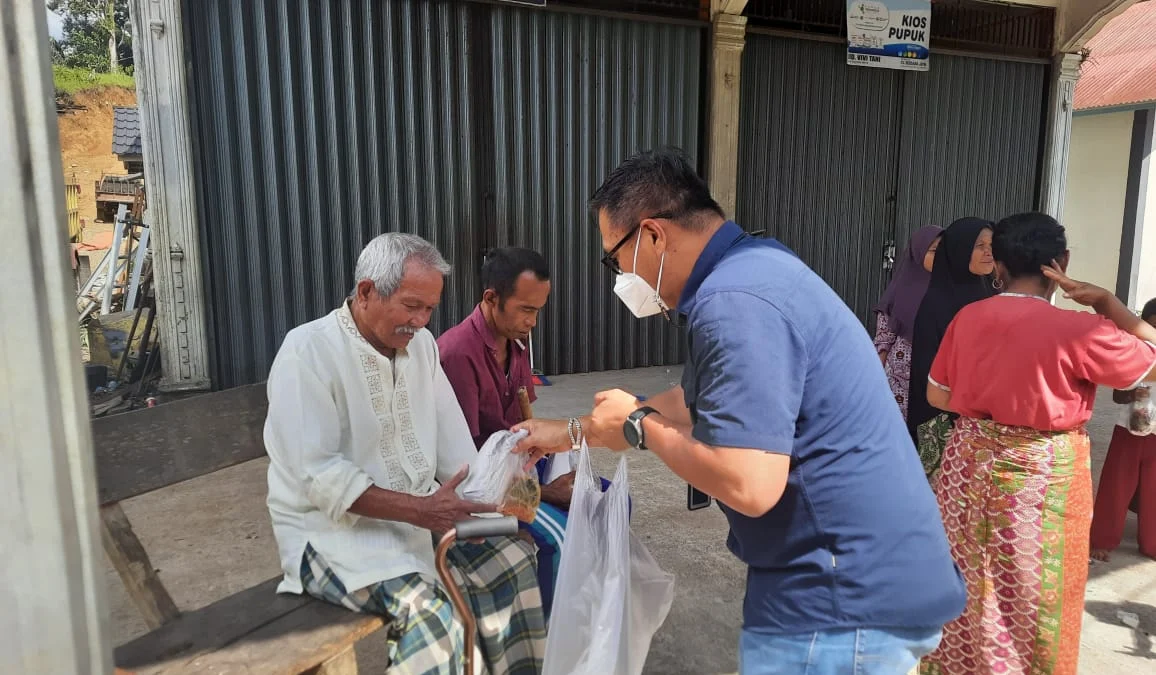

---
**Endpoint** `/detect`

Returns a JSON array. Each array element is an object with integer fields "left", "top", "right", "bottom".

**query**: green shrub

[{"left": 53, "top": 65, "right": 134, "bottom": 96}]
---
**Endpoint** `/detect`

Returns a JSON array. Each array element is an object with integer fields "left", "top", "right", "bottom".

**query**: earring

[{"left": 992, "top": 276, "right": 1005, "bottom": 291}]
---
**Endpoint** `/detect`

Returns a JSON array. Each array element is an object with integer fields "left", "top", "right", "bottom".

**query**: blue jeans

[{"left": 739, "top": 626, "right": 942, "bottom": 675}]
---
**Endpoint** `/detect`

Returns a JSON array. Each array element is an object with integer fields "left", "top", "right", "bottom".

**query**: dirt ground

[
  {"left": 57, "top": 86, "right": 136, "bottom": 228},
  {"left": 103, "top": 367, "right": 1156, "bottom": 673}
]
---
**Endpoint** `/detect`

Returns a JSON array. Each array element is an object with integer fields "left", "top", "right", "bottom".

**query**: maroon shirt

[{"left": 438, "top": 305, "right": 537, "bottom": 449}]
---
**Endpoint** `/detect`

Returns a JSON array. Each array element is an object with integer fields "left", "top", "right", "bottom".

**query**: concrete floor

[{"left": 105, "top": 366, "right": 1156, "bottom": 674}]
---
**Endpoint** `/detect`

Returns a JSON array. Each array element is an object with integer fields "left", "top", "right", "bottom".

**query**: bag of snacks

[
  {"left": 460, "top": 429, "right": 540, "bottom": 523},
  {"left": 1129, "top": 387, "right": 1156, "bottom": 436}
]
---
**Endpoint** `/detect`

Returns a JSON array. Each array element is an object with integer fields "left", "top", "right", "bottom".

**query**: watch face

[{"left": 623, "top": 419, "right": 641, "bottom": 447}]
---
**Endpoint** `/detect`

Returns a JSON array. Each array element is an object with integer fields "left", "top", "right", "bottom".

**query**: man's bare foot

[{"left": 1091, "top": 549, "right": 1111, "bottom": 563}]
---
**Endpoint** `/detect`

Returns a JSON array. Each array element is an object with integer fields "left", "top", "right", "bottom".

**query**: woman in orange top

[{"left": 919, "top": 212, "right": 1156, "bottom": 675}]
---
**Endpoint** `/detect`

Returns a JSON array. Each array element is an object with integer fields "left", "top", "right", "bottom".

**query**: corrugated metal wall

[
  {"left": 737, "top": 33, "right": 1046, "bottom": 325},
  {"left": 893, "top": 54, "right": 1046, "bottom": 239},
  {"left": 186, "top": 0, "right": 482, "bottom": 388},
  {"left": 185, "top": 0, "right": 1045, "bottom": 385},
  {"left": 488, "top": 7, "right": 701, "bottom": 374},
  {"left": 184, "top": 0, "right": 700, "bottom": 387},
  {"left": 736, "top": 35, "right": 903, "bottom": 325}
]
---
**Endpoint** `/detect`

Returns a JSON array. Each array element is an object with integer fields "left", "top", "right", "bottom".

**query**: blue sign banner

[{"left": 847, "top": 0, "right": 930, "bottom": 72}]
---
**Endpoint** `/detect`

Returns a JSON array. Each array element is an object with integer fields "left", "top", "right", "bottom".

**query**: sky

[{"left": 45, "top": 5, "right": 64, "bottom": 40}]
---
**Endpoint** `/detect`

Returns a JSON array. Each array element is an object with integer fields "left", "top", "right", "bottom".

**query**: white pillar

[
  {"left": 0, "top": 2, "right": 111, "bottom": 673},
  {"left": 706, "top": 9, "right": 749, "bottom": 218},
  {"left": 130, "top": 0, "right": 212, "bottom": 391},
  {"left": 1039, "top": 53, "right": 1083, "bottom": 220}
]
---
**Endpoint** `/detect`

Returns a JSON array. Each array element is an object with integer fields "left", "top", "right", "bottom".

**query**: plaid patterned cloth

[{"left": 301, "top": 537, "right": 546, "bottom": 675}]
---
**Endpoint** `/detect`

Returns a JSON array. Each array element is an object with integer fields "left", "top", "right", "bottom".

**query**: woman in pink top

[{"left": 919, "top": 212, "right": 1156, "bottom": 675}]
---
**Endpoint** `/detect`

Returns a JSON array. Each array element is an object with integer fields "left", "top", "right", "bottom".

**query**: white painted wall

[{"left": 1059, "top": 111, "right": 1133, "bottom": 311}]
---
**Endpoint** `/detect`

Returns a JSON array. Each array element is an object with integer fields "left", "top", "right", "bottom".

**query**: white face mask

[{"left": 613, "top": 232, "right": 668, "bottom": 318}]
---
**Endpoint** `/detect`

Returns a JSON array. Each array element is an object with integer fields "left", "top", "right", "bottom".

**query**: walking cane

[{"left": 435, "top": 516, "right": 520, "bottom": 675}]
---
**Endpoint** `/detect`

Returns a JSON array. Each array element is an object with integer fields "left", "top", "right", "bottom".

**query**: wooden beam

[
  {"left": 177, "top": 607, "right": 382, "bottom": 675},
  {"left": 99, "top": 504, "right": 181, "bottom": 630},
  {"left": 309, "top": 645, "right": 358, "bottom": 675},
  {"left": 92, "top": 383, "right": 268, "bottom": 504},
  {"left": 115, "top": 577, "right": 384, "bottom": 674}
]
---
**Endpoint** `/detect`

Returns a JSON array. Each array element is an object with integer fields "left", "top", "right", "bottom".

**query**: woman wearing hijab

[
  {"left": 907, "top": 217, "right": 994, "bottom": 478},
  {"left": 874, "top": 226, "right": 943, "bottom": 419},
  {"left": 918, "top": 212, "right": 1156, "bottom": 675}
]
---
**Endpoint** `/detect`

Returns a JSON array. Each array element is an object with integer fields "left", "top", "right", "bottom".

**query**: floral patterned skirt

[
  {"left": 882, "top": 335, "right": 914, "bottom": 420},
  {"left": 916, "top": 413, "right": 953, "bottom": 482},
  {"left": 920, "top": 417, "right": 1091, "bottom": 675}
]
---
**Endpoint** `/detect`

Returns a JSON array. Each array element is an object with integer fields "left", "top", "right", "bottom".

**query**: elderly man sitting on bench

[{"left": 264, "top": 232, "right": 546, "bottom": 675}]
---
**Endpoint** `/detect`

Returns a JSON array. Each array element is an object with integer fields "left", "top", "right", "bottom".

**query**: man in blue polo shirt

[{"left": 515, "top": 148, "right": 965, "bottom": 673}]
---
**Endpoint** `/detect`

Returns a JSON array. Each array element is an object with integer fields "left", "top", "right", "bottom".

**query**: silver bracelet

[{"left": 567, "top": 417, "right": 583, "bottom": 450}]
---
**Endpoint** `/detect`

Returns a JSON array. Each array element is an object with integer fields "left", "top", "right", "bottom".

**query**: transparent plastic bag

[
  {"left": 459, "top": 429, "right": 540, "bottom": 523},
  {"left": 543, "top": 442, "right": 675, "bottom": 675},
  {"left": 1129, "top": 387, "right": 1156, "bottom": 436}
]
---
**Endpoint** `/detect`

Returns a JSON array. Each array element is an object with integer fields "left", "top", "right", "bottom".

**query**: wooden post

[{"left": 0, "top": 2, "right": 112, "bottom": 673}]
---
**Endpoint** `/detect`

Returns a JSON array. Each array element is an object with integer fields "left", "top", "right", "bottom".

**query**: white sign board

[{"left": 847, "top": 0, "right": 930, "bottom": 72}]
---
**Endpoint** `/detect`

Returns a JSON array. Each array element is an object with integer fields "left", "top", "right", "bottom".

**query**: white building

[{"left": 1063, "top": 0, "right": 1156, "bottom": 310}]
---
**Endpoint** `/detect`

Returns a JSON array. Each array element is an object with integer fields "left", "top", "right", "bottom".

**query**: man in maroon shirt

[{"left": 438, "top": 247, "right": 576, "bottom": 616}]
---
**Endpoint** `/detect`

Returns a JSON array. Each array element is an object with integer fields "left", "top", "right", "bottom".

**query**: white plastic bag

[
  {"left": 543, "top": 443, "right": 675, "bottom": 675},
  {"left": 543, "top": 448, "right": 579, "bottom": 484},
  {"left": 1129, "top": 387, "right": 1156, "bottom": 436},
  {"left": 459, "top": 429, "right": 540, "bottom": 523}
]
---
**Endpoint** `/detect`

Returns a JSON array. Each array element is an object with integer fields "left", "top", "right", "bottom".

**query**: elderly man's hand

[
  {"left": 421, "top": 465, "right": 497, "bottom": 536},
  {"left": 540, "top": 470, "right": 575, "bottom": 508}
]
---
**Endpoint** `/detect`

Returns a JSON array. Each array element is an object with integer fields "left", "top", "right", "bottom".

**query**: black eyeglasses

[
  {"left": 599, "top": 212, "right": 675, "bottom": 274},
  {"left": 600, "top": 224, "right": 641, "bottom": 275}
]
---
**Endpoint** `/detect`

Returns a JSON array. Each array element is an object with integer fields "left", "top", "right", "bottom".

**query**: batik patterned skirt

[{"left": 921, "top": 417, "right": 1091, "bottom": 675}]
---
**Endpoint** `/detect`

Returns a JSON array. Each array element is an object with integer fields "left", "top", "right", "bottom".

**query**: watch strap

[{"left": 628, "top": 406, "right": 658, "bottom": 450}]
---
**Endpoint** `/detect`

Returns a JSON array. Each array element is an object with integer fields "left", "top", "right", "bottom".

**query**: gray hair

[{"left": 352, "top": 232, "right": 451, "bottom": 297}]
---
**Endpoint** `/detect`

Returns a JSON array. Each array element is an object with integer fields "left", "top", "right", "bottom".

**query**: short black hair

[
  {"left": 588, "top": 146, "right": 724, "bottom": 232},
  {"left": 481, "top": 247, "right": 549, "bottom": 304},
  {"left": 1142, "top": 298, "right": 1156, "bottom": 322},
  {"left": 992, "top": 212, "right": 1067, "bottom": 280}
]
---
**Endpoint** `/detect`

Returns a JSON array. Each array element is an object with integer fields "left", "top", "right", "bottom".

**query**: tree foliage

[{"left": 48, "top": 0, "right": 133, "bottom": 73}]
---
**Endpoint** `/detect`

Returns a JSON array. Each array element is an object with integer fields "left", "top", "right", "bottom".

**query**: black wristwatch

[{"left": 623, "top": 407, "right": 658, "bottom": 450}]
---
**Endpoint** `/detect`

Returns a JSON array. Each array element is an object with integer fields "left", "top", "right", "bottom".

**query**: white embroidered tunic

[{"left": 265, "top": 303, "right": 477, "bottom": 594}]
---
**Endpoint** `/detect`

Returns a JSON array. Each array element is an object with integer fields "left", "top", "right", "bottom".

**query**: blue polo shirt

[{"left": 678, "top": 222, "right": 966, "bottom": 634}]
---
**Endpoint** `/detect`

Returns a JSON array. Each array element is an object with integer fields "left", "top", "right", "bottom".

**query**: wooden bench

[{"left": 93, "top": 384, "right": 385, "bottom": 674}]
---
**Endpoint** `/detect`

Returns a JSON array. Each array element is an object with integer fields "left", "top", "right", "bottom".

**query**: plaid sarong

[{"left": 301, "top": 536, "right": 546, "bottom": 675}]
